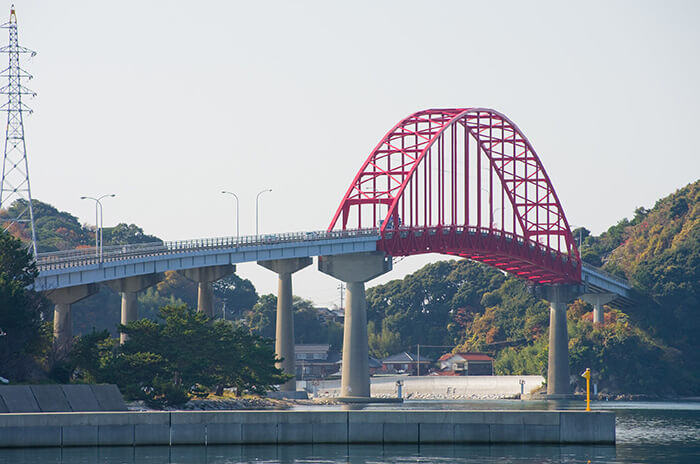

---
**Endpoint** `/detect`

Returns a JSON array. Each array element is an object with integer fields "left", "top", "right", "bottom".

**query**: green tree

[
  {"left": 245, "top": 294, "right": 276, "bottom": 339},
  {"left": 1, "top": 199, "right": 93, "bottom": 252},
  {"left": 70, "top": 304, "right": 290, "bottom": 407},
  {"left": 368, "top": 320, "right": 402, "bottom": 359},
  {"left": 244, "top": 294, "right": 342, "bottom": 348},
  {"left": 102, "top": 223, "right": 160, "bottom": 245},
  {"left": 68, "top": 329, "right": 115, "bottom": 383},
  {"left": 366, "top": 259, "right": 506, "bottom": 350},
  {"left": 0, "top": 231, "right": 50, "bottom": 381},
  {"left": 213, "top": 273, "right": 258, "bottom": 320}
]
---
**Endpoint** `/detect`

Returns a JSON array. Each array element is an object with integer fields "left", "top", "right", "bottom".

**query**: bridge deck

[
  {"left": 33, "top": 229, "right": 632, "bottom": 305},
  {"left": 34, "top": 230, "right": 379, "bottom": 291}
]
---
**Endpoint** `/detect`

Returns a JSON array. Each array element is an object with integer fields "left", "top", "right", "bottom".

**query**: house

[
  {"left": 381, "top": 352, "right": 433, "bottom": 375},
  {"left": 438, "top": 352, "right": 494, "bottom": 375},
  {"left": 336, "top": 356, "right": 383, "bottom": 376},
  {"left": 315, "top": 306, "right": 344, "bottom": 324},
  {"left": 295, "top": 344, "right": 340, "bottom": 380}
]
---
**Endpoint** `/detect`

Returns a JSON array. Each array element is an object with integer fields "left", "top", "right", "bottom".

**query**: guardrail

[{"left": 35, "top": 229, "right": 380, "bottom": 271}]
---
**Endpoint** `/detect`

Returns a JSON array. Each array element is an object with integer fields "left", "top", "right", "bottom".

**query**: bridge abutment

[
  {"left": 107, "top": 273, "right": 163, "bottom": 344},
  {"left": 319, "top": 252, "right": 391, "bottom": 399},
  {"left": 47, "top": 284, "right": 99, "bottom": 356},
  {"left": 582, "top": 293, "right": 616, "bottom": 324},
  {"left": 538, "top": 284, "right": 583, "bottom": 398},
  {"left": 258, "top": 257, "right": 312, "bottom": 392},
  {"left": 181, "top": 265, "right": 235, "bottom": 318}
]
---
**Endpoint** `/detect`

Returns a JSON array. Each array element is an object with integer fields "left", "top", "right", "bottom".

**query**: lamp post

[
  {"left": 80, "top": 194, "right": 116, "bottom": 261},
  {"left": 570, "top": 224, "right": 585, "bottom": 250},
  {"left": 255, "top": 188, "right": 272, "bottom": 238},
  {"left": 221, "top": 190, "right": 240, "bottom": 243}
]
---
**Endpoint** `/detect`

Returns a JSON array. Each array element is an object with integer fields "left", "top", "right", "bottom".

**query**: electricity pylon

[{"left": 0, "top": 5, "right": 37, "bottom": 256}]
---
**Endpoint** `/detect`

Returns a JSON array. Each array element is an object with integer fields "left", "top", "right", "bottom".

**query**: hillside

[
  {"left": 602, "top": 180, "right": 699, "bottom": 377},
  {"left": 0, "top": 199, "right": 160, "bottom": 252}
]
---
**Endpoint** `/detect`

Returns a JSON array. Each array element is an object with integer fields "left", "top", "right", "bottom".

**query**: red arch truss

[{"left": 328, "top": 108, "right": 581, "bottom": 284}]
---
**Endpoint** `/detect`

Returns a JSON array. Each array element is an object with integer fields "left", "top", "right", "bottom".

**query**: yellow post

[{"left": 581, "top": 368, "right": 591, "bottom": 411}]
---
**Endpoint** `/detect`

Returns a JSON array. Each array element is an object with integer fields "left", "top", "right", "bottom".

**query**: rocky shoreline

[
  {"left": 127, "top": 391, "right": 700, "bottom": 411},
  {"left": 316, "top": 391, "right": 520, "bottom": 401},
  {"left": 127, "top": 396, "right": 339, "bottom": 412}
]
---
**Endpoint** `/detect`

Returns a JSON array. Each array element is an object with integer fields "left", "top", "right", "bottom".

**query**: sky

[{"left": 8, "top": 1, "right": 700, "bottom": 307}]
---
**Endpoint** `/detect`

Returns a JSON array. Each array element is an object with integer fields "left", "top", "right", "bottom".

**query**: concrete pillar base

[
  {"left": 319, "top": 252, "right": 392, "bottom": 399},
  {"left": 47, "top": 284, "right": 99, "bottom": 356},
  {"left": 258, "top": 257, "right": 312, "bottom": 391},
  {"left": 181, "top": 265, "right": 235, "bottom": 317},
  {"left": 581, "top": 293, "right": 616, "bottom": 324}
]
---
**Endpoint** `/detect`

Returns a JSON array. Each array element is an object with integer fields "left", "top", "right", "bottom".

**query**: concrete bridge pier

[
  {"left": 258, "top": 257, "right": 312, "bottom": 392},
  {"left": 582, "top": 293, "right": 616, "bottom": 324},
  {"left": 108, "top": 273, "right": 163, "bottom": 344},
  {"left": 181, "top": 265, "right": 235, "bottom": 318},
  {"left": 540, "top": 284, "right": 583, "bottom": 398},
  {"left": 47, "top": 284, "right": 98, "bottom": 356},
  {"left": 319, "top": 252, "right": 392, "bottom": 399}
]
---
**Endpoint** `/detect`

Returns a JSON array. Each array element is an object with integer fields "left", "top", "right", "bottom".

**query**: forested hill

[
  {"left": 0, "top": 199, "right": 160, "bottom": 253},
  {"left": 365, "top": 179, "right": 700, "bottom": 396},
  {"left": 574, "top": 180, "right": 699, "bottom": 376},
  {"left": 602, "top": 180, "right": 699, "bottom": 377}
]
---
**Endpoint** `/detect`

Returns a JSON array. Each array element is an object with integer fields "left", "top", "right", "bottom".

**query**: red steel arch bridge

[
  {"left": 329, "top": 108, "right": 580, "bottom": 285},
  {"left": 33, "top": 108, "right": 631, "bottom": 398}
]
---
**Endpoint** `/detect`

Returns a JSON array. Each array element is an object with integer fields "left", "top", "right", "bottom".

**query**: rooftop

[
  {"left": 438, "top": 352, "right": 494, "bottom": 362},
  {"left": 382, "top": 352, "right": 434, "bottom": 363}
]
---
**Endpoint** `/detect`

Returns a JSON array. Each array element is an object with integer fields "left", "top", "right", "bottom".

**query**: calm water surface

[{"left": 1, "top": 400, "right": 699, "bottom": 463}]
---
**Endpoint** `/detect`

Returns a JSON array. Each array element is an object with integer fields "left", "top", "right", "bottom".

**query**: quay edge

[{"left": 0, "top": 410, "right": 615, "bottom": 447}]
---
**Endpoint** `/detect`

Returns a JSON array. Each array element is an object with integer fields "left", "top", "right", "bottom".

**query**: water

[{"left": 1, "top": 401, "right": 699, "bottom": 463}]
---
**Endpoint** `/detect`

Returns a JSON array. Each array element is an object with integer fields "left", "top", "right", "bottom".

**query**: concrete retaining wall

[
  {"left": 312, "top": 375, "right": 546, "bottom": 399},
  {"left": 0, "top": 410, "right": 614, "bottom": 447},
  {"left": 0, "top": 385, "right": 127, "bottom": 413}
]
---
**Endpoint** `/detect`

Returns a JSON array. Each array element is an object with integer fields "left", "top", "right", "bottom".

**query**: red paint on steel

[{"left": 328, "top": 108, "right": 581, "bottom": 284}]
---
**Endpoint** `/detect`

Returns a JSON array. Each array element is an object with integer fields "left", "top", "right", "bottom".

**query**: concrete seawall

[
  {"left": 0, "top": 410, "right": 614, "bottom": 447},
  {"left": 312, "top": 375, "right": 546, "bottom": 399}
]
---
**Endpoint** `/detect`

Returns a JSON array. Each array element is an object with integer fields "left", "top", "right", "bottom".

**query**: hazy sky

[{"left": 10, "top": 1, "right": 700, "bottom": 307}]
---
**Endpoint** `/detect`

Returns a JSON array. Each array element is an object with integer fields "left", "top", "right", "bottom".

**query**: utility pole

[
  {"left": 337, "top": 282, "right": 345, "bottom": 310},
  {"left": 0, "top": 5, "right": 37, "bottom": 256},
  {"left": 412, "top": 344, "right": 456, "bottom": 377},
  {"left": 417, "top": 344, "right": 421, "bottom": 376}
]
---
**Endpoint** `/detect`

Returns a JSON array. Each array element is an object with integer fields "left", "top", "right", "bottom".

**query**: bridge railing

[
  {"left": 35, "top": 228, "right": 380, "bottom": 271},
  {"left": 384, "top": 224, "right": 579, "bottom": 265}
]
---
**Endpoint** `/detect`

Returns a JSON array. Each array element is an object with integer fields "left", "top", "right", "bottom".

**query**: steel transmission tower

[{"left": 0, "top": 5, "right": 36, "bottom": 256}]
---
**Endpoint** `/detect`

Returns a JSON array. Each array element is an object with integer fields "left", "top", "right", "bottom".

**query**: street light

[
  {"left": 80, "top": 194, "right": 116, "bottom": 261},
  {"left": 221, "top": 190, "right": 240, "bottom": 243},
  {"left": 255, "top": 188, "right": 272, "bottom": 238},
  {"left": 570, "top": 224, "right": 585, "bottom": 250}
]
